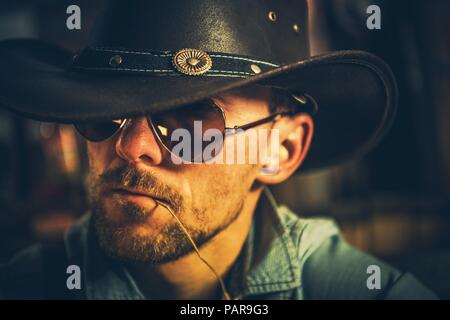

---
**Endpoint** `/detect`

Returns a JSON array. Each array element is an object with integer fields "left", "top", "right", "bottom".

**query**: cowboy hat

[{"left": 0, "top": 0, "right": 397, "bottom": 170}]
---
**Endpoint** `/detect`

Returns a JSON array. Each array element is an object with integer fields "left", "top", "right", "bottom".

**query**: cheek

[
  {"left": 185, "top": 162, "right": 257, "bottom": 218},
  {"left": 87, "top": 141, "right": 116, "bottom": 174}
]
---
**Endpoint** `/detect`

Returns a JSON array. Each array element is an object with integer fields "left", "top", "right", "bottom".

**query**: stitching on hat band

[
  {"left": 70, "top": 66, "right": 252, "bottom": 78},
  {"left": 89, "top": 47, "right": 279, "bottom": 67},
  {"left": 69, "top": 47, "right": 279, "bottom": 78}
]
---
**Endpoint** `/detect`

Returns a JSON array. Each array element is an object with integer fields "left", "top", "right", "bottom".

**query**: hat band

[{"left": 68, "top": 47, "right": 279, "bottom": 78}]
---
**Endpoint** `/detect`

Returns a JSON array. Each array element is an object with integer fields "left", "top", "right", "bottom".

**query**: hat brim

[{"left": 0, "top": 39, "right": 397, "bottom": 170}]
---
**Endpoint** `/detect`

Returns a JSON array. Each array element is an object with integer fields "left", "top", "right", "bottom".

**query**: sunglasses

[{"left": 74, "top": 89, "right": 317, "bottom": 163}]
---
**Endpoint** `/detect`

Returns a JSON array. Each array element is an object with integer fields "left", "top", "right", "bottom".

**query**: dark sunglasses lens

[
  {"left": 74, "top": 120, "right": 124, "bottom": 142},
  {"left": 152, "top": 101, "right": 225, "bottom": 162}
]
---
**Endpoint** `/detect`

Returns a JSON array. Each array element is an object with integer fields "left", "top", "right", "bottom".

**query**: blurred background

[{"left": 0, "top": 0, "right": 449, "bottom": 298}]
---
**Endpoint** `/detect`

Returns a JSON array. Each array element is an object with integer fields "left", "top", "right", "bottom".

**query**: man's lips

[{"left": 108, "top": 187, "right": 169, "bottom": 206}]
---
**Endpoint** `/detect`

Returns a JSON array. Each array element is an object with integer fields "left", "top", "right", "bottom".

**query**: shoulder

[
  {"left": 278, "top": 206, "right": 438, "bottom": 299},
  {"left": 0, "top": 243, "right": 46, "bottom": 298},
  {"left": 0, "top": 213, "right": 90, "bottom": 299}
]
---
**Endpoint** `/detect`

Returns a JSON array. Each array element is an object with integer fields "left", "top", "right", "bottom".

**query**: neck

[{"left": 128, "top": 187, "right": 263, "bottom": 300}]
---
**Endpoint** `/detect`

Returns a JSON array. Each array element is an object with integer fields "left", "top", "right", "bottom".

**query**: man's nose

[{"left": 115, "top": 117, "right": 164, "bottom": 165}]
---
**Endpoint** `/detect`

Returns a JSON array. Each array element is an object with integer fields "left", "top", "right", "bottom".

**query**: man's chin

[
  {"left": 92, "top": 207, "right": 207, "bottom": 264},
  {"left": 94, "top": 221, "right": 190, "bottom": 264},
  {"left": 90, "top": 196, "right": 225, "bottom": 264}
]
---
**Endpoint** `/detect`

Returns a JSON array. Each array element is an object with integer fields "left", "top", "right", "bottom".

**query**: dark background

[{"left": 0, "top": 0, "right": 449, "bottom": 298}]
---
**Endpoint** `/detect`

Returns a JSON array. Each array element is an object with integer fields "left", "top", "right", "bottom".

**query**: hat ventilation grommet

[
  {"left": 268, "top": 11, "right": 277, "bottom": 22},
  {"left": 109, "top": 55, "right": 123, "bottom": 67},
  {"left": 250, "top": 64, "right": 261, "bottom": 74}
]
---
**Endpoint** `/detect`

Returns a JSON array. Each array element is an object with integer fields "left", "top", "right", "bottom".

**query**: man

[{"left": 0, "top": 0, "right": 437, "bottom": 299}]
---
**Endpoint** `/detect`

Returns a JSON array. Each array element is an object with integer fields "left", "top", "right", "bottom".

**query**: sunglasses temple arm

[{"left": 225, "top": 112, "right": 295, "bottom": 135}]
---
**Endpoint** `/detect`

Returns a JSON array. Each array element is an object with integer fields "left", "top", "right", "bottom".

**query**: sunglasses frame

[{"left": 74, "top": 89, "right": 317, "bottom": 163}]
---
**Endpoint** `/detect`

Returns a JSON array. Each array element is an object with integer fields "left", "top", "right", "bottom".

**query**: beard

[{"left": 88, "top": 163, "right": 242, "bottom": 265}]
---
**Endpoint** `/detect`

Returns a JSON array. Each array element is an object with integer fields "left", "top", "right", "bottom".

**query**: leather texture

[{"left": 88, "top": 0, "right": 309, "bottom": 65}]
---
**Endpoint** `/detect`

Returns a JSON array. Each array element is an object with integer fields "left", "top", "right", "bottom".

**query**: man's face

[{"left": 87, "top": 86, "right": 274, "bottom": 264}]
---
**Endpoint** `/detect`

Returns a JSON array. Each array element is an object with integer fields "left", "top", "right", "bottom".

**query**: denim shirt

[{"left": 0, "top": 190, "right": 438, "bottom": 299}]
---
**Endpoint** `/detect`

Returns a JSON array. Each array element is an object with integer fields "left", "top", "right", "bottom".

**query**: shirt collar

[{"left": 226, "top": 188, "right": 301, "bottom": 299}]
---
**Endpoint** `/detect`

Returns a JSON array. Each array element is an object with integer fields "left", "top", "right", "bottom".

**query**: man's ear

[{"left": 257, "top": 113, "right": 314, "bottom": 184}]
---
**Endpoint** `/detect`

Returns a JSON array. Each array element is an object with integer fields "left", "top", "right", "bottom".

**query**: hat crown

[{"left": 88, "top": 0, "right": 309, "bottom": 65}]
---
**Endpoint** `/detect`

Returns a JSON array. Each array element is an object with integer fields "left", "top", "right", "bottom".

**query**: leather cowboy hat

[{"left": 0, "top": 0, "right": 397, "bottom": 170}]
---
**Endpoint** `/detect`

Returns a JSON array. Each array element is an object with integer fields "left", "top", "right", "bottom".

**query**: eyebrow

[
  {"left": 215, "top": 97, "right": 268, "bottom": 125},
  {"left": 209, "top": 96, "right": 232, "bottom": 112}
]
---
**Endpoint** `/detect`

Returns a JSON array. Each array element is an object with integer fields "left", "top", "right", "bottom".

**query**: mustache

[{"left": 97, "top": 164, "right": 183, "bottom": 209}]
